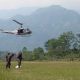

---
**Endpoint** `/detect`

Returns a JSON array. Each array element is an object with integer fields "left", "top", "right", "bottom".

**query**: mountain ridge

[{"left": 0, "top": 5, "right": 80, "bottom": 51}]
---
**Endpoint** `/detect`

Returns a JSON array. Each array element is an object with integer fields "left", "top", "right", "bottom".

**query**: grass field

[{"left": 0, "top": 61, "right": 80, "bottom": 80}]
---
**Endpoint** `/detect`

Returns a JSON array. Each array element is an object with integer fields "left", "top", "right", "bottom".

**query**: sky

[{"left": 0, "top": 0, "right": 80, "bottom": 11}]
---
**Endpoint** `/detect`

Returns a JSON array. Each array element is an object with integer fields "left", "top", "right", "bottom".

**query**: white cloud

[
  {"left": 61, "top": 0, "right": 80, "bottom": 8},
  {"left": 0, "top": 0, "right": 79, "bottom": 10},
  {"left": 0, "top": 0, "right": 62, "bottom": 9}
]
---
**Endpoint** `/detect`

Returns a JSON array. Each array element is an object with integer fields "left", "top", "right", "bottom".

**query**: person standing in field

[
  {"left": 17, "top": 51, "right": 23, "bottom": 68},
  {"left": 6, "top": 53, "right": 14, "bottom": 69}
]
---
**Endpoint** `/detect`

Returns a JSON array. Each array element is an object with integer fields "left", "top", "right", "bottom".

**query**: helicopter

[{"left": 0, "top": 20, "right": 32, "bottom": 35}]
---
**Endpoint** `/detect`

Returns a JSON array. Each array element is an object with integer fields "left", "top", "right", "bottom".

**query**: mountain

[{"left": 0, "top": 5, "right": 80, "bottom": 52}]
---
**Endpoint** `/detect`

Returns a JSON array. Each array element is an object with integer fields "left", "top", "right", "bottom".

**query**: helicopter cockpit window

[{"left": 18, "top": 29, "right": 24, "bottom": 34}]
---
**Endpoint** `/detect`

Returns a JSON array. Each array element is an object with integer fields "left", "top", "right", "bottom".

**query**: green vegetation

[
  {"left": 21, "top": 31, "right": 80, "bottom": 61},
  {"left": 0, "top": 31, "right": 80, "bottom": 61},
  {"left": 0, "top": 31, "right": 80, "bottom": 80},
  {"left": 0, "top": 61, "right": 80, "bottom": 80}
]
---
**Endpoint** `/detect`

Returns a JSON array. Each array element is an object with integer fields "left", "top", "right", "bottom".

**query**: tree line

[
  {"left": 1, "top": 31, "right": 80, "bottom": 61},
  {"left": 22, "top": 31, "right": 80, "bottom": 61}
]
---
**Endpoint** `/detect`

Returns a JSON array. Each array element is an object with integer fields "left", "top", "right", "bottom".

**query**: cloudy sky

[{"left": 0, "top": 0, "right": 79, "bottom": 11}]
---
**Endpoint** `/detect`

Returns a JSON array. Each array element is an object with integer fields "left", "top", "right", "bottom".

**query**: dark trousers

[
  {"left": 6, "top": 62, "right": 11, "bottom": 69},
  {"left": 18, "top": 59, "right": 22, "bottom": 68}
]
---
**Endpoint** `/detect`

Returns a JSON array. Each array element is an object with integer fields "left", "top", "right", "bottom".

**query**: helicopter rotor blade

[{"left": 13, "top": 20, "right": 23, "bottom": 25}]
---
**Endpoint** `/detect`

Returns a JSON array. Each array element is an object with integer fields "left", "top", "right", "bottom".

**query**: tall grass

[{"left": 0, "top": 61, "right": 80, "bottom": 80}]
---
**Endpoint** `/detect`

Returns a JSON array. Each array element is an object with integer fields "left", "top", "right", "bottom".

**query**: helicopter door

[{"left": 18, "top": 29, "right": 24, "bottom": 34}]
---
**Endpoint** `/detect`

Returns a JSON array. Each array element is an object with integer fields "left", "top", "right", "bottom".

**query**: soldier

[
  {"left": 6, "top": 53, "right": 14, "bottom": 69},
  {"left": 17, "top": 51, "right": 23, "bottom": 68}
]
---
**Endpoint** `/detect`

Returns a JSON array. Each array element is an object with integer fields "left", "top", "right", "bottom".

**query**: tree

[
  {"left": 45, "top": 38, "right": 59, "bottom": 50},
  {"left": 32, "top": 47, "right": 44, "bottom": 60},
  {"left": 45, "top": 31, "right": 76, "bottom": 59},
  {"left": 22, "top": 47, "right": 32, "bottom": 61},
  {"left": 58, "top": 31, "right": 75, "bottom": 51}
]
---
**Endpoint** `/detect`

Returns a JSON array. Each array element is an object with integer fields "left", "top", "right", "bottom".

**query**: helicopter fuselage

[
  {"left": 1, "top": 28, "right": 32, "bottom": 35},
  {"left": 0, "top": 20, "right": 32, "bottom": 36}
]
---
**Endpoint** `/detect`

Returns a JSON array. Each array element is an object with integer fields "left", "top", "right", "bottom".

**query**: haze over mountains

[
  {"left": 0, "top": 5, "right": 80, "bottom": 52},
  {"left": 0, "top": 7, "right": 37, "bottom": 19}
]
